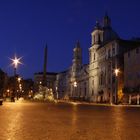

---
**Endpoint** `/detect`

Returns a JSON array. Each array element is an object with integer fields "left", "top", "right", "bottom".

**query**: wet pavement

[{"left": 0, "top": 102, "right": 140, "bottom": 140}]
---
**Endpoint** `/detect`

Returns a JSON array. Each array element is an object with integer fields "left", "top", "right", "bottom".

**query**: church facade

[{"left": 55, "top": 42, "right": 89, "bottom": 101}]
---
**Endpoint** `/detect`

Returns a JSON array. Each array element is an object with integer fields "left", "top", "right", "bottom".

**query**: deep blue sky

[{"left": 0, "top": 0, "right": 140, "bottom": 79}]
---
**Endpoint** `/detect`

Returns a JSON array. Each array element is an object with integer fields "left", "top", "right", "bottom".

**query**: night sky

[{"left": 0, "top": 0, "right": 140, "bottom": 79}]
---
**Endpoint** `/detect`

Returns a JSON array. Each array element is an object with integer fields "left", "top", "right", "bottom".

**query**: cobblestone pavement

[{"left": 0, "top": 102, "right": 140, "bottom": 140}]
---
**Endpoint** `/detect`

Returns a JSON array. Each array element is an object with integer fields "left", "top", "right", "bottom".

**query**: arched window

[
  {"left": 101, "top": 73, "right": 103, "bottom": 85},
  {"left": 94, "top": 53, "right": 96, "bottom": 60},
  {"left": 98, "top": 34, "right": 101, "bottom": 43},
  {"left": 94, "top": 35, "right": 95, "bottom": 44}
]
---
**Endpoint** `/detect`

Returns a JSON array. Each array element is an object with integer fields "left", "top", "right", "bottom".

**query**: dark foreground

[{"left": 0, "top": 102, "right": 140, "bottom": 140}]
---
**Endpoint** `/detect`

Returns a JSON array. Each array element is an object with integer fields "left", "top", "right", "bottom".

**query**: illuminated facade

[
  {"left": 55, "top": 42, "right": 89, "bottom": 100},
  {"left": 34, "top": 72, "right": 57, "bottom": 92},
  {"left": 69, "top": 42, "right": 89, "bottom": 100},
  {"left": 34, "top": 14, "right": 140, "bottom": 103},
  {"left": 88, "top": 14, "right": 140, "bottom": 103},
  {"left": 89, "top": 14, "right": 120, "bottom": 103}
]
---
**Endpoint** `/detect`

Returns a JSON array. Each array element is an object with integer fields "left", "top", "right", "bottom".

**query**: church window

[
  {"left": 112, "top": 47, "right": 115, "bottom": 55},
  {"left": 92, "top": 89, "right": 94, "bottom": 96},
  {"left": 89, "top": 51, "right": 92, "bottom": 62},
  {"left": 98, "top": 34, "right": 101, "bottom": 43},
  {"left": 101, "top": 73, "right": 103, "bottom": 85},
  {"left": 99, "top": 73, "right": 104, "bottom": 85},
  {"left": 94, "top": 53, "right": 96, "bottom": 60},
  {"left": 84, "top": 82, "right": 87, "bottom": 96},
  {"left": 93, "top": 35, "right": 95, "bottom": 44},
  {"left": 92, "top": 79, "right": 94, "bottom": 86}
]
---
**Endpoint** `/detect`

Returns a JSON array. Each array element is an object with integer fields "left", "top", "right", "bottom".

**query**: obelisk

[{"left": 43, "top": 44, "right": 47, "bottom": 86}]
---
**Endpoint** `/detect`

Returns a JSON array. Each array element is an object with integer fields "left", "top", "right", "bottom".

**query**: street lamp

[
  {"left": 114, "top": 68, "right": 120, "bottom": 77},
  {"left": 73, "top": 81, "right": 78, "bottom": 98},
  {"left": 74, "top": 81, "right": 77, "bottom": 87},
  {"left": 10, "top": 55, "right": 22, "bottom": 100},
  {"left": 56, "top": 86, "right": 58, "bottom": 100},
  {"left": 18, "top": 77, "right": 21, "bottom": 82},
  {"left": 6, "top": 89, "right": 10, "bottom": 97},
  {"left": 10, "top": 56, "right": 22, "bottom": 76},
  {"left": 114, "top": 68, "right": 120, "bottom": 104}
]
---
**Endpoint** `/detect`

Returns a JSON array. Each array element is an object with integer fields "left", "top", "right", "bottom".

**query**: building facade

[
  {"left": 54, "top": 42, "right": 89, "bottom": 101},
  {"left": 34, "top": 14, "right": 140, "bottom": 104},
  {"left": 124, "top": 46, "right": 140, "bottom": 104},
  {"left": 34, "top": 72, "right": 57, "bottom": 93},
  {"left": 89, "top": 14, "right": 121, "bottom": 103}
]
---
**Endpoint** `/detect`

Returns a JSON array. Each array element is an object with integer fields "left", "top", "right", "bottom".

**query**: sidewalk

[
  {"left": 3, "top": 99, "right": 140, "bottom": 108},
  {"left": 58, "top": 100, "right": 140, "bottom": 107}
]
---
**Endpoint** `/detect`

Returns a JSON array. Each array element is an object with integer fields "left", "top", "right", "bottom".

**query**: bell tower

[{"left": 89, "top": 20, "right": 103, "bottom": 101}]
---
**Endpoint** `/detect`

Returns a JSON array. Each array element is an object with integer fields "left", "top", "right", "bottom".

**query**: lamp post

[
  {"left": 6, "top": 89, "right": 10, "bottom": 97},
  {"left": 73, "top": 81, "right": 77, "bottom": 98},
  {"left": 18, "top": 77, "right": 22, "bottom": 97},
  {"left": 114, "top": 68, "right": 120, "bottom": 104},
  {"left": 10, "top": 55, "right": 22, "bottom": 100},
  {"left": 56, "top": 86, "right": 58, "bottom": 100}
]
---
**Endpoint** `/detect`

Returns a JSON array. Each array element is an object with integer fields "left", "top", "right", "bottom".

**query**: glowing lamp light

[
  {"left": 10, "top": 55, "right": 22, "bottom": 69},
  {"left": 74, "top": 81, "right": 77, "bottom": 87},
  {"left": 7, "top": 89, "right": 10, "bottom": 93},
  {"left": 18, "top": 77, "right": 21, "bottom": 82},
  {"left": 114, "top": 68, "right": 120, "bottom": 77}
]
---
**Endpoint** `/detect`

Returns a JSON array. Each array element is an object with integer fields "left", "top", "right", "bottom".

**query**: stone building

[
  {"left": 89, "top": 14, "right": 120, "bottom": 103},
  {"left": 88, "top": 14, "right": 140, "bottom": 104},
  {"left": 34, "top": 72, "right": 57, "bottom": 93},
  {"left": 0, "top": 69, "right": 7, "bottom": 98},
  {"left": 22, "top": 79, "right": 34, "bottom": 98},
  {"left": 34, "top": 13, "right": 140, "bottom": 104},
  {"left": 55, "top": 70, "right": 69, "bottom": 99},
  {"left": 69, "top": 42, "right": 89, "bottom": 101},
  {"left": 54, "top": 42, "right": 89, "bottom": 101},
  {"left": 124, "top": 45, "right": 140, "bottom": 104}
]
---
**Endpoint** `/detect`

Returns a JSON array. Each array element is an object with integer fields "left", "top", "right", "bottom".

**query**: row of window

[
  {"left": 90, "top": 46, "right": 116, "bottom": 62},
  {"left": 92, "top": 74, "right": 116, "bottom": 87}
]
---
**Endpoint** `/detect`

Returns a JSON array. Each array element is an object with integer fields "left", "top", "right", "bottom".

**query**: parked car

[{"left": 0, "top": 98, "right": 3, "bottom": 105}]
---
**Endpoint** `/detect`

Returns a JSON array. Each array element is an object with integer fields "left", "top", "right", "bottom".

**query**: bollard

[
  {"left": 137, "top": 94, "right": 139, "bottom": 105},
  {"left": 129, "top": 95, "right": 131, "bottom": 105},
  {"left": 0, "top": 99, "right": 3, "bottom": 105}
]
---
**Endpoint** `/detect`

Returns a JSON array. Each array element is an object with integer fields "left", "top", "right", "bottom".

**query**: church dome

[
  {"left": 103, "top": 27, "right": 119, "bottom": 43},
  {"left": 102, "top": 13, "right": 119, "bottom": 43}
]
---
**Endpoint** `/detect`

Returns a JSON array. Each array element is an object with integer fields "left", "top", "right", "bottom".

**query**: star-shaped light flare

[{"left": 10, "top": 55, "right": 23, "bottom": 68}]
